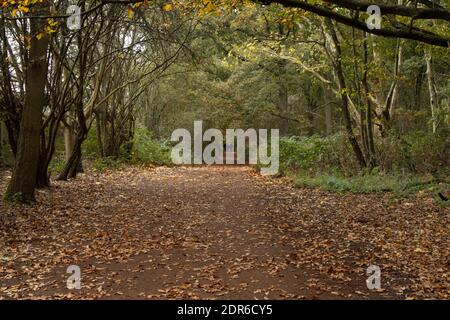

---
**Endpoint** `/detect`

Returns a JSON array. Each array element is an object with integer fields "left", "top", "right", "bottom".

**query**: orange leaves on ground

[{"left": 0, "top": 166, "right": 448, "bottom": 300}]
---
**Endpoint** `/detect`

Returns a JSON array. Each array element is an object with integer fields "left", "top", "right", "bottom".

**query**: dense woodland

[
  {"left": 0, "top": 1, "right": 449, "bottom": 202},
  {"left": 0, "top": 0, "right": 449, "bottom": 301}
]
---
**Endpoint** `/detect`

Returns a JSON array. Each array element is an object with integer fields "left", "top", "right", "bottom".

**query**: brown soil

[{"left": 0, "top": 166, "right": 448, "bottom": 299}]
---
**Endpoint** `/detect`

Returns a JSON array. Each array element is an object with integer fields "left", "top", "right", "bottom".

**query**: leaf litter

[{"left": 0, "top": 166, "right": 448, "bottom": 299}]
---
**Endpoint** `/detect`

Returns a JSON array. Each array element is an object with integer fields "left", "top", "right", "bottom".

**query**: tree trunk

[
  {"left": 425, "top": 49, "right": 438, "bottom": 133},
  {"left": 324, "top": 102, "right": 333, "bottom": 135},
  {"left": 5, "top": 5, "right": 49, "bottom": 202},
  {"left": 414, "top": 65, "right": 425, "bottom": 111},
  {"left": 0, "top": 121, "right": 2, "bottom": 160},
  {"left": 362, "top": 31, "right": 376, "bottom": 168},
  {"left": 36, "top": 113, "right": 62, "bottom": 188},
  {"left": 351, "top": 26, "right": 370, "bottom": 163},
  {"left": 380, "top": 38, "right": 403, "bottom": 135},
  {"left": 64, "top": 125, "right": 75, "bottom": 162},
  {"left": 0, "top": 13, "right": 20, "bottom": 157},
  {"left": 95, "top": 111, "right": 104, "bottom": 157},
  {"left": 277, "top": 60, "right": 289, "bottom": 135},
  {"left": 379, "top": 0, "right": 404, "bottom": 135},
  {"left": 58, "top": 4, "right": 87, "bottom": 180},
  {"left": 99, "top": 110, "right": 109, "bottom": 156},
  {"left": 278, "top": 84, "right": 289, "bottom": 135},
  {"left": 324, "top": 19, "right": 366, "bottom": 168},
  {"left": 306, "top": 102, "right": 315, "bottom": 136}
]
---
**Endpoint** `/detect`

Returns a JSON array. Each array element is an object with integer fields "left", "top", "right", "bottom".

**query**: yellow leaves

[
  {"left": 17, "top": 4, "right": 28, "bottom": 13},
  {"left": 32, "top": 19, "right": 58, "bottom": 41},
  {"left": 127, "top": 7, "right": 134, "bottom": 20},
  {"left": 45, "top": 18, "right": 57, "bottom": 34},
  {"left": 45, "top": 25, "right": 56, "bottom": 34},
  {"left": 47, "top": 18, "right": 58, "bottom": 27},
  {"left": 130, "top": 1, "right": 154, "bottom": 18},
  {"left": 198, "top": 0, "right": 216, "bottom": 16},
  {"left": 339, "top": 88, "right": 349, "bottom": 95},
  {"left": 8, "top": 0, "right": 31, "bottom": 16},
  {"left": 163, "top": 3, "right": 173, "bottom": 12},
  {"left": 2, "top": 0, "right": 16, "bottom": 7}
]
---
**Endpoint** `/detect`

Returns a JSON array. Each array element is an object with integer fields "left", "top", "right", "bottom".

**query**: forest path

[{"left": 0, "top": 166, "right": 447, "bottom": 299}]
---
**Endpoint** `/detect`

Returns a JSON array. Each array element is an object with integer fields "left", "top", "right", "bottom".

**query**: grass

[{"left": 288, "top": 170, "right": 448, "bottom": 199}]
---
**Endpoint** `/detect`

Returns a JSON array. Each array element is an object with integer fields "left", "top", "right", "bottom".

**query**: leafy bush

[
  {"left": 130, "top": 126, "right": 172, "bottom": 166},
  {"left": 48, "top": 125, "right": 173, "bottom": 174},
  {"left": 280, "top": 128, "right": 449, "bottom": 176},
  {"left": 377, "top": 129, "right": 450, "bottom": 174},
  {"left": 82, "top": 127, "right": 101, "bottom": 158},
  {"left": 46, "top": 134, "right": 66, "bottom": 175},
  {"left": 279, "top": 134, "right": 357, "bottom": 174},
  {"left": 280, "top": 131, "right": 448, "bottom": 198},
  {"left": 92, "top": 156, "right": 125, "bottom": 172}
]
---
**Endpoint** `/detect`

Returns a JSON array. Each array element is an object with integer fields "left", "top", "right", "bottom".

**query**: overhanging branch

[{"left": 259, "top": 0, "right": 450, "bottom": 47}]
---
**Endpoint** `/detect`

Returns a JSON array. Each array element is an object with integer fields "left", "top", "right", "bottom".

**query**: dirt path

[{"left": 0, "top": 166, "right": 448, "bottom": 299}]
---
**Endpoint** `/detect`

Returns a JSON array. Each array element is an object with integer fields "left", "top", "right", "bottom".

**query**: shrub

[
  {"left": 92, "top": 156, "right": 124, "bottom": 172},
  {"left": 82, "top": 127, "right": 101, "bottom": 158},
  {"left": 130, "top": 126, "right": 172, "bottom": 166},
  {"left": 279, "top": 134, "right": 357, "bottom": 174},
  {"left": 280, "top": 128, "right": 449, "bottom": 176},
  {"left": 377, "top": 129, "right": 450, "bottom": 174}
]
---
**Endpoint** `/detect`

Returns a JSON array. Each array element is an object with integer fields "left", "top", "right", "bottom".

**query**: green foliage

[
  {"left": 130, "top": 126, "right": 172, "bottom": 166},
  {"left": 46, "top": 126, "right": 173, "bottom": 174},
  {"left": 92, "top": 156, "right": 126, "bottom": 172},
  {"left": 0, "top": 145, "right": 14, "bottom": 168},
  {"left": 280, "top": 131, "right": 449, "bottom": 200},
  {"left": 279, "top": 134, "right": 357, "bottom": 174},
  {"left": 434, "top": 194, "right": 450, "bottom": 208},
  {"left": 279, "top": 128, "right": 449, "bottom": 176},
  {"left": 280, "top": 135, "right": 329, "bottom": 171},
  {"left": 377, "top": 129, "right": 450, "bottom": 173},
  {"left": 48, "top": 136, "right": 66, "bottom": 174},
  {"left": 3, "top": 189, "right": 35, "bottom": 204},
  {"left": 82, "top": 127, "right": 102, "bottom": 158},
  {"left": 86, "top": 126, "right": 172, "bottom": 171},
  {"left": 293, "top": 172, "right": 439, "bottom": 196}
]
